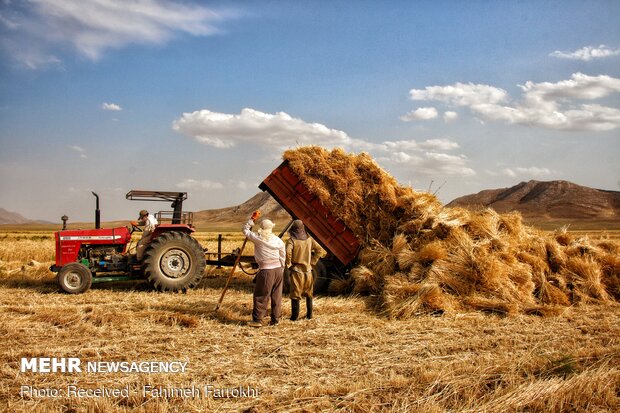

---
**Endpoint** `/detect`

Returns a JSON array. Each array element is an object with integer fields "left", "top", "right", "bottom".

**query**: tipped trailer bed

[{"left": 259, "top": 161, "right": 360, "bottom": 266}]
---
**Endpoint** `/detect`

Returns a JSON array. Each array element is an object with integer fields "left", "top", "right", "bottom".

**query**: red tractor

[{"left": 51, "top": 191, "right": 207, "bottom": 293}]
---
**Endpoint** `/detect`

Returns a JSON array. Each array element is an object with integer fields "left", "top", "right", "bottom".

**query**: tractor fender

[{"left": 151, "top": 224, "right": 194, "bottom": 239}]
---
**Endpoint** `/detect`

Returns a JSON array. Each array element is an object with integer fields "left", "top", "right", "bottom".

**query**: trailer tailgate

[{"left": 259, "top": 161, "right": 360, "bottom": 266}]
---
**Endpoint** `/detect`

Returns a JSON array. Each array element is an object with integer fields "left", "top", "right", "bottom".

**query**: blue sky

[{"left": 1, "top": 0, "right": 619, "bottom": 222}]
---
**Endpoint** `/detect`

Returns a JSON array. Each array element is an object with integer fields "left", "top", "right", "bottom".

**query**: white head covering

[{"left": 258, "top": 219, "right": 275, "bottom": 239}]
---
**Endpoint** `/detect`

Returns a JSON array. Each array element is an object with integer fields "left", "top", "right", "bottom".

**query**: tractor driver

[{"left": 134, "top": 209, "right": 158, "bottom": 261}]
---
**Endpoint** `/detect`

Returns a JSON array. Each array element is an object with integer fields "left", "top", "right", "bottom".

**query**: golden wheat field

[{"left": 1, "top": 230, "right": 619, "bottom": 412}]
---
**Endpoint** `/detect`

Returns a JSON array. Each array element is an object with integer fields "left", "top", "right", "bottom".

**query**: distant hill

[
  {"left": 447, "top": 180, "right": 620, "bottom": 220},
  {"left": 193, "top": 192, "right": 291, "bottom": 230},
  {"left": 0, "top": 208, "right": 50, "bottom": 225}
]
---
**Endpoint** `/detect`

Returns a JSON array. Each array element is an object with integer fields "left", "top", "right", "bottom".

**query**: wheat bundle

[
  {"left": 349, "top": 265, "right": 380, "bottom": 294},
  {"left": 283, "top": 146, "right": 620, "bottom": 317}
]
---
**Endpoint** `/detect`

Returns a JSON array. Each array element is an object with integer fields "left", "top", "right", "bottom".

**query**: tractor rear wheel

[
  {"left": 57, "top": 263, "right": 92, "bottom": 294},
  {"left": 143, "top": 232, "right": 206, "bottom": 292}
]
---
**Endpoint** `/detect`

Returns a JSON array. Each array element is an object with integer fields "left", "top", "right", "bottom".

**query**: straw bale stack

[{"left": 283, "top": 146, "right": 620, "bottom": 317}]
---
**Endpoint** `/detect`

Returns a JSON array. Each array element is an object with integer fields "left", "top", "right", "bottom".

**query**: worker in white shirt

[{"left": 242, "top": 210, "right": 285, "bottom": 327}]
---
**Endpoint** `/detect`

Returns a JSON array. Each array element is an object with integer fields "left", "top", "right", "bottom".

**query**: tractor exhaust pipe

[{"left": 92, "top": 191, "right": 100, "bottom": 229}]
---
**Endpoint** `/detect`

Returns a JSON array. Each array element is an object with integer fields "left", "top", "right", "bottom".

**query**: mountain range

[
  {"left": 0, "top": 208, "right": 50, "bottom": 225},
  {"left": 447, "top": 180, "right": 620, "bottom": 220},
  {"left": 2, "top": 180, "right": 619, "bottom": 229}
]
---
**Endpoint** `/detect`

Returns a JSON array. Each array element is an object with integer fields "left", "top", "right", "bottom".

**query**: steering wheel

[{"left": 129, "top": 222, "right": 143, "bottom": 234}]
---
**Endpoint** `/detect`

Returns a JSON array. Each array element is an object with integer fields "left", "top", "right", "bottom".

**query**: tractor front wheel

[
  {"left": 143, "top": 232, "right": 206, "bottom": 292},
  {"left": 57, "top": 263, "right": 92, "bottom": 294}
]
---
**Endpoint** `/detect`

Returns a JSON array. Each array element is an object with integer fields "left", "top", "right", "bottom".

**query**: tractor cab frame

[{"left": 125, "top": 190, "right": 193, "bottom": 226}]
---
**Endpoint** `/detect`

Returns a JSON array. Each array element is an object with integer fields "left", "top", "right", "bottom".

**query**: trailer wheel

[
  {"left": 313, "top": 259, "right": 331, "bottom": 294},
  {"left": 143, "top": 232, "right": 206, "bottom": 292},
  {"left": 57, "top": 263, "right": 92, "bottom": 294}
]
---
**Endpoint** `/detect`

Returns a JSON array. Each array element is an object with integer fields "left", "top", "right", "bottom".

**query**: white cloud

[
  {"left": 382, "top": 138, "right": 459, "bottom": 152},
  {"left": 407, "top": 73, "right": 620, "bottom": 131},
  {"left": 502, "top": 167, "right": 554, "bottom": 178},
  {"left": 173, "top": 107, "right": 473, "bottom": 177},
  {"left": 382, "top": 140, "right": 421, "bottom": 152},
  {"left": 410, "top": 82, "right": 508, "bottom": 106},
  {"left": 172, "top": 108, "right": 352, "bottom": 149},
  {"left": 519, "top": 72, "right": 620, "bottom": 102},
  {"left": 419, "top": 138, "right": 460, "bottom": 151},
  {"left": 0, "top": 12, "right": 19, "bottom": 30},
  {"left": 69, "top": 145, "right": 85, "bottom": 152},
  {"left": 176, "top": 179, "right": 224, "bottom": 190},
  {"left": 230, "top": 180, "right": 250, "bottom": 190},
  {"left": 101, "top": 102, "right": 122, "bottom": 111},
  {"left": 424, "top": 153, "right": 475, "bottom": 176},
  {"left": 380, "top": 151, "right": 475, "bottom": 176},
  {"left": 400, "top": 107, "right": 438, "bottom": 121},
  {"left": 362, "top": 138, "right": 472, "bottom": 176},
  {"left": 5, "top": 46, "right": 62, "bottom": 70},
  {"left": 550, "top": 45, "right": 620, "bottom": 61},
  {"left": 2, "top": 0, "right": 235, "bottom": 68},
  {"left": 443, "top": 111, "right": 458, "bottom": 123},
  {"left": 68, "top": 145, "right": 87, "bottom": 159}
]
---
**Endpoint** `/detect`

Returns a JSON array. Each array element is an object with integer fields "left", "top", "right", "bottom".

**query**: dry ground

[{"left": 0, "top": 231, "right": 619, "bottom": 412}]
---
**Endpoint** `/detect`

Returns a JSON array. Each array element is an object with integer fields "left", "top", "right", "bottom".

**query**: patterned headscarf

[{"left": 288, "top": 220, "right": 308, "bottom": 241}]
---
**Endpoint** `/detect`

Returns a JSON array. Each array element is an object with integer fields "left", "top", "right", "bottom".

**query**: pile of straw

[{"left": 283, "top": 146, "right": 620, "bottom": 317}]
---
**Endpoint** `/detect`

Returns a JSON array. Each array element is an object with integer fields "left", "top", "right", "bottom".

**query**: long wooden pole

[
  {"left": 215, "top": 237, "right": 249, "bottom": 311},
  {"left": 278, "top": 219, "right": 294, "bottom": 238}
]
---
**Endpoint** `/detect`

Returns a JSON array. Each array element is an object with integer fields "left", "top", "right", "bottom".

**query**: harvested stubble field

[
  {"left": 1, "top": 146, "right": 619, "bottom": 412},
  {"left": 1, "top": 230, "right": 619, "bottom": 412}
]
